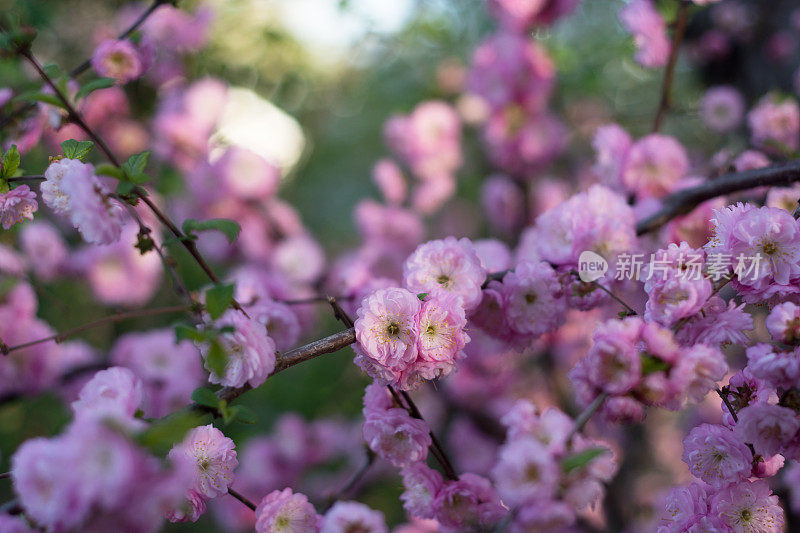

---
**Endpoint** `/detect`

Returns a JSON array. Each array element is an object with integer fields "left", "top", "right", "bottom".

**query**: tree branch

[
  {"left": 636, "top": 160, "right": 800, "bottom": 235},
  {"left": 652, "top": 0, "right": 691, "bottom": 132}
]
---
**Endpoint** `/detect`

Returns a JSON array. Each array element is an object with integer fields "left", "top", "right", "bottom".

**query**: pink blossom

[
  {"left": 487, "top": 0, "right": 578, "bottom": 30},
  {"left": 0, "top": 185, "right": 37, "bottom": 229},
  {"left": 748, "top": 94, "right": 800, "bottom": 153},
  {"left": 619, "top": 0, "right": 671, "bottom": 68},
  {"left": 577, "top": 317, "right": 643, "bottom": 395},
  {"left": 746, "top": 343, "right": 800, "bottom": 390},
  {"left": 91, "top": 39, "right": 145, "bottom": 83},
  {"left": 354, "top": 287, "right": 421, "bottom": 385},
  {"left": 735, "top": 404, "right": 800, "bottom": 457},
  {"left": 700, "top": 86, "right": 745, "bottom": 133},
  {"left": 272, "top": 234, "right": 326, "bottom": 285},
  {"left": 659, "top": 481, "right": 712, "bottom": 531},
  {"left": 676, "top": 296, "right": 753, "bottom": 347},
  {"left": 492, "top": 437, "right": 559, "bottom": 506},
  {"left": 645, "top": 275, "right": 712, "bottom": 327},
  {"left": 621, "top": 134, "right": 689, "bottom": 199},
  {"left": 512, "top": 500, "right": 575, "bottom": 532},
  {"left": 321, "top": 501, "right": 387, "bottom": 533},
  {"left": 400, "top": 463, "right": 444, "bottom": 519},
  {"left": 202, "top": 310, "right": 277, "bottom": 389},
  {"left": 0, "top": 514, "right": 34, "bottom": 533},
  {"left": 362, "top": 407, "right": 431, "bottom": 468},
  {"left": 501, "top": 260, "right": 566, "bottom": 338},
  {"left": 432, "top": 473, "right": 505, "bottom": 531},
  {"left": 765, "top": 302, "right": 800, "bottom": 344},
  {"left": 682, "top": 424, "right": 752, "bottom": 488},
  {"left": 42, "top": 158, "right": 91, "bottom": 215},
  {"left": 417, "top": 291, "right": 469, "bottom": 366},
  {"left": 733, "top": 150, "right": 771, "bottom": 172},
  {"left": 404, "top": 237, "right": 486, "bottom": 311},
  {"left": 711, "top": 480, "right": 784, "bottom": 533},
  {"left": 59, "top": 161, "right": 125, "bottom": 244},
  {"left": 255, "top": 488, "right": 320, "bottom": 533},
  {"left": 168, "top": 424, "right": 238, "bottom": 499},
  {"left": 519, "top": 184, "right": 637, "bottom": 268},
  {"left": 71, "top": 366, "right": 144, "bottom": 427},
  {"left": 673, "top": 344, "right": 728, "bottom": 403}
]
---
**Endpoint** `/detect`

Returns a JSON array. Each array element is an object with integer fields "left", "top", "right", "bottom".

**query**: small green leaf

[
  {"left": 641, "top": 353, "right": 670, "bottom": 375},
  {"left": 206, "top": 339, "right": 228, "bottom": 378},
  {"left": 417, "top": 293, "right": 428, "bottom": 301},
  {"left": 96, "top": 164, "right": 124, "bottom": 180},
  {"left": 15, "top": 91, "right": 65, "bottom": 109},
  {"left": 175, "top": 324, "right": 205, "bottom": 343},
  {"left": 218, "top": 400, "right": 234, "bottom": 424},
  {"left": 231, "top": 405, "right": 257, "bottom": 425},
  {"left": 191, "top": 387, "right": 220, "bottom": 409},
  {"left": 76, "top": 77, "right": 115, "bottom": 99},
  {"left": 121, "top": 151, "right": 150, "bottom": 184},
  {"left": 182, "top": 218, "right": 241, "bottom": 244},
  {"left": 2, "top": 145, "right": 20, "bottom": 180},
  {"left": 205, "top": 284, "right": 235, "bottom": 320},
  {"left": 561, "top": 447, "right": 608, "bottom": 473},
  {"left": 116, "top": 181, "right": 137, "bottom": 196},
  {"left": 60, "top": 139, "right": 94, "bottom": 161}
]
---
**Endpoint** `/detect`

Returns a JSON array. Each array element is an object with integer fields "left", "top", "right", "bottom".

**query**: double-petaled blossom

[
  {"left": 362, "top": 406, "right": 431, "bottom": 468},
  {"left": 748, "top": 94, "right": 800, "bottom": 153},
  {"left": 681, "top": 424, "right": 753, "bottom": 488},
  {"left": 91, "top": 39, "right": 146, "bottom": 83},
  {"left": 0, "top": 185, "right": 37, "bottom": 229},
  {"left": 42, "top": 158, "right": 124, "bottom": 244},
  {"left": 168, "top": 424, "right": 238, "bottom": 501},
  {"left": 765, "top": 301, "right": 800, "bottom": 344},
  {"left": 432, "top": 473, "right": 506, "bottom": 532},
  {"left": 734, "top": 404, "right": 800, "bottom": 458},
  {"left": 498, "top": 260, "right": 567, "bottom": 343},
  {"left": 255, "top": 488, "right": 320, "bottom": 533},
  {"left": 620, "top": 134, "right": 689, "bottom": 199},
  {"left": 711, "top": 480, "right": 785, "bottom": 533},
  {"left": 71, "top": 366, "right": 144, "bottom": 429},
  {"left": 400, "top": 463, "right": 444, "bottom": 519},
  {"left": 404, "top": 237, "right": 487, "bottom": 311},
  {"left": 202, "top": 310, "right": 277, "bottom": 389}
]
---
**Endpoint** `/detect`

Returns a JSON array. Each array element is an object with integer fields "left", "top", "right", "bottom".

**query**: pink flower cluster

[
  {"left": 570, "top": 317, "right": 728, "bottom": 422},
  {"left": 354, "top": 287, "right": 469, "bottom": 390},
  {"left": 91, "top": 38, "right": 151, "bottom": 84},
  {"left": 362, "top": 382, "right": 431, "bottom": 467},
  {"left": 706, "top": 203, "right": 800, "bottom": 303},
  {"left": 747, "top": 94, "right": 800, "bottom": 154},
  {"left": 644, "top": 242, "right": 713, "bottom": 327},
  {"left": 0, "top": 184, "right": 37, "bottom": 230},
  {"left": 493, "top": 401, "right": 617, "bottom": 532}
]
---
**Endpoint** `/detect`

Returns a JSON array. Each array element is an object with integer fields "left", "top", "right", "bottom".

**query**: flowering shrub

[{"left": 0, "top": 1, "right": 799, "bottom": 532}]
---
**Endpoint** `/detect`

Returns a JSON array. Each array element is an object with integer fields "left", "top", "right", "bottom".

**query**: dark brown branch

[
  {"left": 227, "top": 487, "right": 256, "bottom": 512},
  {"left": 652, "top": 0, "right": 690, "bottom": 132},
  {"left": 567, "top": 392, "right": 608, "bottom": 443},
  {"left": 7, "top": 175, "right": 44, "bottom": 183},
  {"left": 636, "top": 160, "right": 800, "bottom": 235},
  {"left": 0, "top": 305, "right": 189, "bottom": 355},
  {"left": 0, "top": 472, "right": 9, "bottom": 480}
]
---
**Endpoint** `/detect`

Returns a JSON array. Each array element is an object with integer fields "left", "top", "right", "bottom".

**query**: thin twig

[
  {"left": 68, "top": 0, "right": 174, "bottom": 78},
  {"left": 652, "top": 0, "right": 690, "bottom": 132},
  {"left": 716, "top": 388, "right": 738, "bottom": 423},
  {"left": 0, "top": 472, "right": 9, "bottom": 480},
  {"left": 567, "top": 392, "right": 608, "bottom": 443},
  {"left": 7, "top": 175, "right": 44, "bottom": 183},
  {"left": 0, "top": 304, "right": 189, "bottom": 355},
  {"left": 227, "top": 488, "right": 256, "bottom": 512},
  {"left": 323, "top": 448, "right": 376, "bottom": 511}
]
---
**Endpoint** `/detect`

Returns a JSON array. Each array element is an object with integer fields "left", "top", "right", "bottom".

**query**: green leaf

[
  {"left": 76, "top": 77, "right": 115, "bottom": 99},
  {"left": 417, "top": 293, "right": 428, "bottom": 301},
  {"left": 191, "top": 387, "right": 220, "bottom": 409},
  {"left": 205, "top": 284, "right": 235, "bottom": 320},
  {"left": 182, "top": 218, "right": 241, "bottom": 244},
  {"left": 60, "top": 139, "right": 94, "bottom": 162},
  {"left": 121, "top": 151, "right": 151, "bottom": 184},
  {"left": 175, "top": 324, "right": 205, "bottom": 343},
  {"left": 96, "top": 164, "right": 124, "bottom": 180},
  {"left": 2, "top": 145, "right": 21, "bottom": 180},
  {"left": 561, "top": 447, "right": 608, "bottom": 473},
  {"left": 641, "top": 353, "right": 671, "bottom": 375},
  {"left": 138, "top": 410, "right": 207, "bottom": 457},
  {"left": 231, "top": 405, "right": 257, "bottom": 425},
  {"left": 116, "top": 181, "right": 137, "bottom": 196},
  {"left": 206, "top": 339, "right": 228, "bottom": 378},
  {"left": 15, "top": 91, "right": 65, "bottom": 109}
]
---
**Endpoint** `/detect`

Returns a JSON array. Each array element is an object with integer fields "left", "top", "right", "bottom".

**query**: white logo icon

[{"left": 578, "top": 251, "right": 608, "bottom": 282}]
